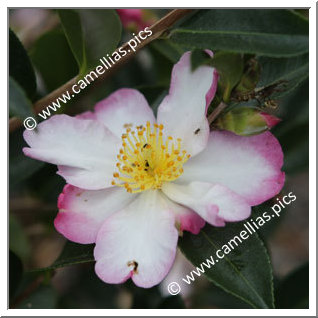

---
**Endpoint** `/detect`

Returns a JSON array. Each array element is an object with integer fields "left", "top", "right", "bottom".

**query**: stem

[
  {"left": 10, "top": 275, "right": 44, "bottom": 308},
  {"left": 223, "top": 85, "right": 232, "bottom": 103},
  {"left": 207, "top": 102, "right": 228, "bottom": 125},
  {"left": 9, "top": 9, "right": 193, "bottom": 133}
]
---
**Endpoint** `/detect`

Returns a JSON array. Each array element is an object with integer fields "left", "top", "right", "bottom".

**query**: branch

[
  {"left": 10, "top": 275, "right": 44, "bottom": 308},
  {"left": 9, "top": 9, "right": 193, "bottom": 133},
  {"left": 207, "top": 102, "right": 228, "bottom": 125}
]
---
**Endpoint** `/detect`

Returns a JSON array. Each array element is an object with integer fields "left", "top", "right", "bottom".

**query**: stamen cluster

[{"left": 112, "top": 122, "right": 190, "bottom": 193}]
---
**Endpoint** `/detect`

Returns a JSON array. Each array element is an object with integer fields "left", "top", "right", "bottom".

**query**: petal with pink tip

[
  {"left": 94, "top": 88, "right": 156, "bottom": 138},
  {"left": 162, "top": 182, "right": 251, "bottom": 227},
  {"left": 94, "top": 190, "right": 178, "bottom": 288},
  {"left": 178, "top": 131, "right": 285, "bottom": 206},
  {"left": 163, "top": 196, "right": 205, "bottom": 234},
  {"left": 23, "top": 115, "right": 120, "bottom": 190},
  {"left": 54, "top": 184, "right": 136, "bottom": 244},
  {"left": 157, "top": 51, "right": 218, "bottom": 156}
]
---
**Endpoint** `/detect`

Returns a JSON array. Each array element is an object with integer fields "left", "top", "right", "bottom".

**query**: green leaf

[
  {"left": 275, "top": 78, "right": 308, "bottom": 124},
  {"left": 169, "top": 9, "right": 308, "bottom": 57},
  {"left": 231, "top": 54, "right": 308, "bottom": 109},
  {"left": 9, "top": 28, "right": 36, "bottom": 100},
  {"left": 210, "top": 52, "right": 244, "bottom": 102},
  {"left": 9, "top": 77, "right": 34, "bottom": 119},
  {"left": 190, "top": 49, "right": 211, "bottom": 71},
  {"left": 58, "top": 9, "right": 122, "bottom": 74},
  {"left": 57, "top": 10, "right": 85, "bottom": 70},
  {"left": 9, "top": 250, "right": 23, "bottom": 300},
  {"left": 273, "top": 80, "right": 308, "bottom": 173},
  {"left": 191, "top": 283, "right": 252, "bottom": 308},
  {"left": 257, "top": 53, "right": 308, "bottom": 98},
  {"left": 34, "top": 241, "right": 94, "bottom": 272},
  {"left": 251, "top": 201, "right": 284, "bottom": 238},
  {"left": 9, "top": 129, "right": 45, "bottom": 189},
  {"left": 30, "top": 29, "right": 78, "bottom": 92},
  {"left": 277, "top": 122, "right": 308, "bottom": 173},
  {"left": 150, "top": 39, "right": 183, "bottom": 63},
  {"left": 179, "top": 223, "right": 274, "bottom": 308},
  {"left": 275, "top": 263, "right": 309, "bottom": 308}
]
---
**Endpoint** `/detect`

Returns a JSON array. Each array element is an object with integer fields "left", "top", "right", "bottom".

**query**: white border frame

[{"left": 3, "top": 1, "right": 316, "bottom": 316}]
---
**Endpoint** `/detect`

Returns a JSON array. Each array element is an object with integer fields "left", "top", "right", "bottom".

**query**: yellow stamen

[{"left": 112, "top": 122, "right": 190, "bottom": 193}]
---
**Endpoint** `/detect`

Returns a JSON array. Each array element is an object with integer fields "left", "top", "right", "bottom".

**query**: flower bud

[{"left": 215, "top": 107, "right": 281, "bottom": 136}]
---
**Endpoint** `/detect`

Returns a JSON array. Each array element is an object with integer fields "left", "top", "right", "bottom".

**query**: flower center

[{"left": 112, "top": 121, "right": 190, "bottom": 193}]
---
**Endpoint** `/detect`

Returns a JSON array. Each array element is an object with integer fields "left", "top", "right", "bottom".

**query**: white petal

[
  {"left": 55, "top": 185, "right": 136, "bottom": 244},
  {"left": 157, "top": 51, "right": 218, "bottom": 156},
  {"left": 94, "top": 190, "right": 178, "bottom": 288},
  {"left": 178, "top": 131, "right": 285, "bottom": 206},
  {"left": 94, "top": 88, "right": 156, "bottom": 138},
  {"left": 23, "top": 115, "right": 120, "bottom": 189}
]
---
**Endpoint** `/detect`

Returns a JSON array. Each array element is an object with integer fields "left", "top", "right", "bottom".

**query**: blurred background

[{"left": 9, "top": 8, "right": 309, "bottom": 309}]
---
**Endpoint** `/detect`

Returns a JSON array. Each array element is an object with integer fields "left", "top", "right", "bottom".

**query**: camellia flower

[
  {"left": 116, "top": 9, "right": 154, "bottom": 31},
  {"left": 23, "top": 51, "right": 285, "bottom": 288}
]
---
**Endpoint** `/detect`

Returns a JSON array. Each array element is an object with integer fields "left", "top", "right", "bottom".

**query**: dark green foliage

[
  {"left": 9, "top": 29, "right": 36, "bottom": 100},
  {"left": 169, "top": 9, "right": 308, "bottom": 57},
  {"left": 179, "top": 223, "right": 274, "bottom": 308}
]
